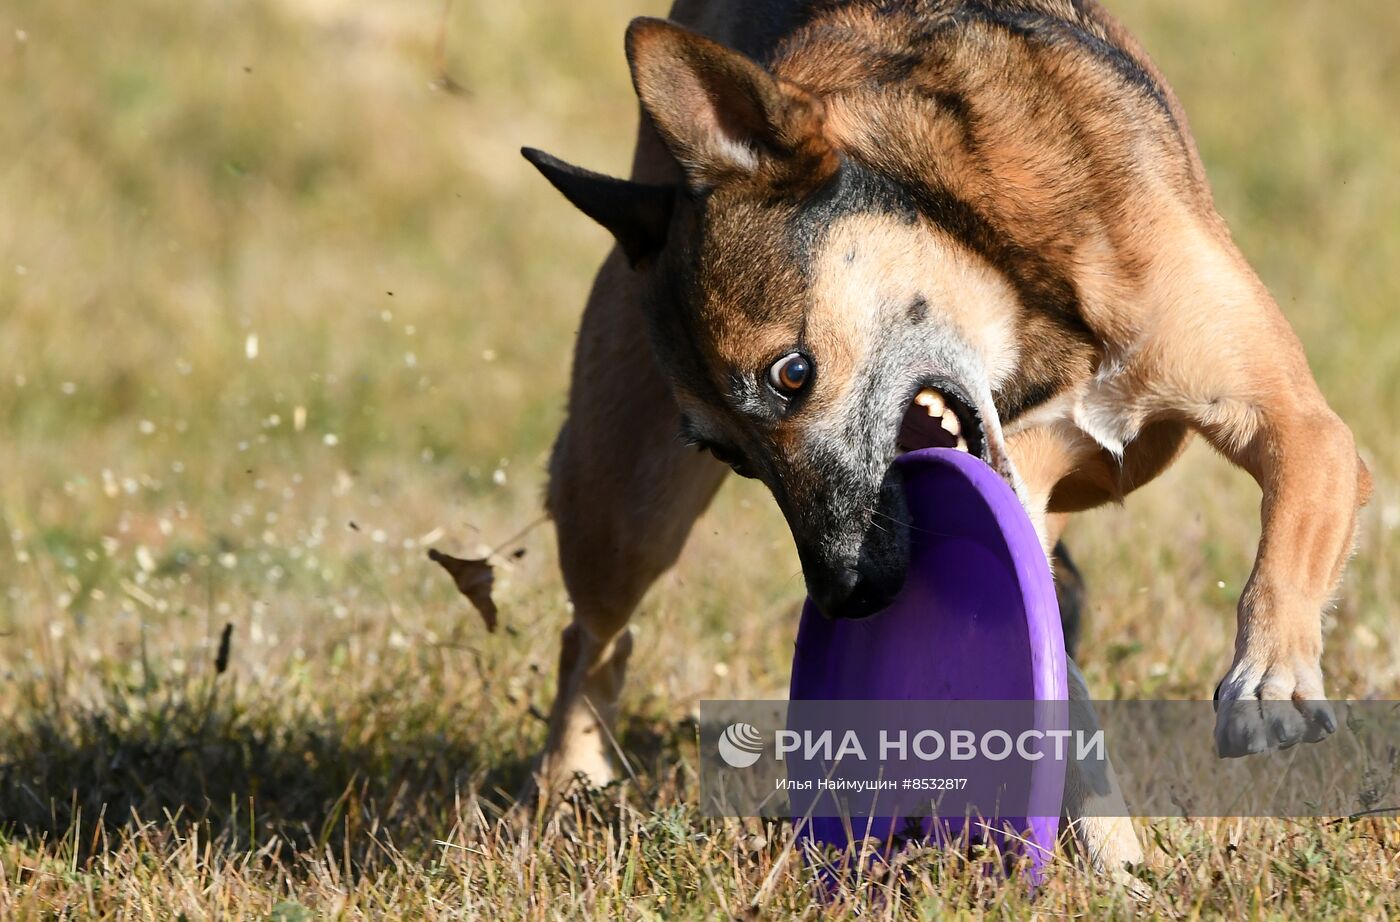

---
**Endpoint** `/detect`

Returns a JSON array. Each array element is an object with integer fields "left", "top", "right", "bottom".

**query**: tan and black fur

[{"left": 522, "top": 0, "right": 1370, "bottom": 875}]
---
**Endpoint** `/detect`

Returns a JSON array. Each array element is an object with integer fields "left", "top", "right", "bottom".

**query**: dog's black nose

[{"left": 809, "top": 566, "right": 898, "bottom": 621}]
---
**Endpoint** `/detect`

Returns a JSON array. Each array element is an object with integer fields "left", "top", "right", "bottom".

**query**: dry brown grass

[{"left": 0, "top": 0, "right": 1397, "bottom": 917}]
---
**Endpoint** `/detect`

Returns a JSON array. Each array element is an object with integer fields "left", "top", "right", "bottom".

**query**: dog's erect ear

[
  {"left": 625, "top": 17, "right": 834, "bottom": 189},
  {"left": 522, "top": 148, "right": 675, "bottom": 268}
]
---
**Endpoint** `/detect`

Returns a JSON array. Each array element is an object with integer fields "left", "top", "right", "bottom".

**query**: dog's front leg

[
  {"left": 1193, "top": 387, "right": 1370, "bottom": 756},
  {"left": 535, "top": 250, "right": 728, "bottom": 798},
  {"left": 1063, "top": 662, "right": 1145, "bottom": 889},
  {"left": 1131, "top": 251, "right": 1371, "bottom": 756},
  {"left": 1006, "top": 426, "right": 1143, "bottom": 876}
]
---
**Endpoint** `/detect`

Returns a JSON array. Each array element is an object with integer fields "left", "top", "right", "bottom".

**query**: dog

[{"left": 521, "top": 0, "right": 1370, "bottom": 875}]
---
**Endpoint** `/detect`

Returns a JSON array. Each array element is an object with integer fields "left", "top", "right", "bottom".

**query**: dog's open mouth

[{"left": 896, "top": 385, "right": 986, "bottom": 459}]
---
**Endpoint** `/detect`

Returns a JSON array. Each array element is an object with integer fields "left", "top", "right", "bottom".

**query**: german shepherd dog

[{"left": 522, "top": 0, "right": 1370, "bottom": 873}]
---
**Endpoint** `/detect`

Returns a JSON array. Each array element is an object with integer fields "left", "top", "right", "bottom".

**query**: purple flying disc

[{"left": 789, "top": 447, "right": 1068, "bottom": 882}]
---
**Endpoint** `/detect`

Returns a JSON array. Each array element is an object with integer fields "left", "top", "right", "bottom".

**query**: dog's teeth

[
  {"left": 940, "top": 410, "right": 961, "bottom": 437},
  {"left": 955, "top": 437, "right": 969, "bottom": 453},
  {"left": 914, "top": 388, "right": 945, "bottom": 416}
]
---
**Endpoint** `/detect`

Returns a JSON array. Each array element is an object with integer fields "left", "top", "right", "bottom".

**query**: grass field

[{"left": 1, "top": 0, "right": 1398, "bottom": 917}]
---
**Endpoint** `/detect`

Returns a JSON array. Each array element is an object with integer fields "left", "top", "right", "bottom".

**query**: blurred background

[{"left": 0, "top": 0, "right": 1397, "bottom": 915}]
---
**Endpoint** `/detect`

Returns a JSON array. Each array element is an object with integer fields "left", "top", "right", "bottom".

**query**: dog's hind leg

[
  {"left": 1042, "top": 512, "right": 1086, "bottom": 660},
  {"left": 1050, "top": 534, "right": 1085, "bottom": 661},
  {"left": 535, "top": 249, "right": 728, "bottom": 797}
]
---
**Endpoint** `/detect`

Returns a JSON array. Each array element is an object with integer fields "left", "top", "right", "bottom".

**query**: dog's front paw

[{"left": 1213, "top": 652, "right": 1336, "bottom": 758}]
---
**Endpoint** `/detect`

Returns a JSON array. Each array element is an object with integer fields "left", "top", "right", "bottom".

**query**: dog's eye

[{"left": 768, "top": 353, "right": 812, "bottom": 396}]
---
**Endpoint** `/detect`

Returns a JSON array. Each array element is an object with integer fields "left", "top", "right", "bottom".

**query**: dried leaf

[
  {"left": 428, "top": 548, "right": 498, "bottom": 632},
  {"left": 214, "top": 622, "right": 234, "bottom": 674}
]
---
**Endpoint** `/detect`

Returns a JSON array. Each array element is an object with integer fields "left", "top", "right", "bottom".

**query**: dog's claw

[{"left": 1213, "top": 655, "right": 1336, "bottom": 758}]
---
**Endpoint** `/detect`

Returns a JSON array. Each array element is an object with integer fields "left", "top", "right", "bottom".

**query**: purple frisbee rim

[{"left": 789, "top": 447, "right": 1067, "bottom": 882}]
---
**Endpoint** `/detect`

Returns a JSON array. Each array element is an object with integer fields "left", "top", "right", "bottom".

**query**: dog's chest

[{"left": 1000, "top": 358, "right": 1143, "bottom": 457}]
